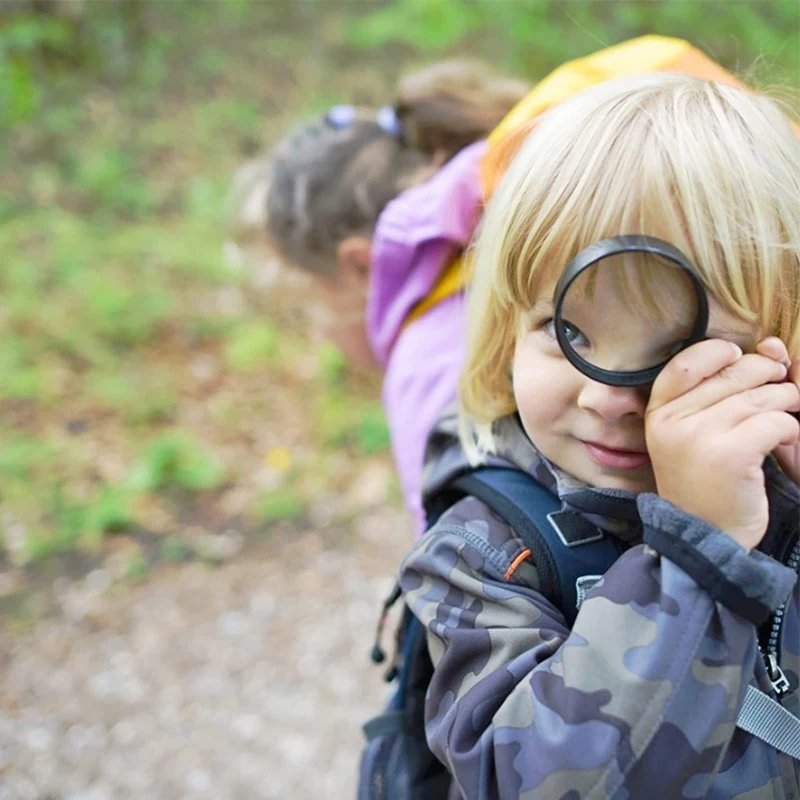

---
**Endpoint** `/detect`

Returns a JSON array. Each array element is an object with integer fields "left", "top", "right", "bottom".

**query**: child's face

[
  {"left": 307, "top": 273, "right": 376, "bottom": 369},
  {"left": 305, "top": 235, "right": 377, "bottom": 370},
  {"left": 512, "top": 276, "right": 758, "bottom": 493}
]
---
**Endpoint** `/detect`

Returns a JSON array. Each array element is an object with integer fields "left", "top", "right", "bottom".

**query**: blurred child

[
  {"left": 232, "top": 61, "right": 528, "bottom": 535},
  {"left": 399, "top": 72, "right": 800, "bottom": 798}
]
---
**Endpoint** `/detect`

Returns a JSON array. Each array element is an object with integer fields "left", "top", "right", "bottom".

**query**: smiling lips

[{"left": 581, "top": 440, "right": 651, "bottom": 470}]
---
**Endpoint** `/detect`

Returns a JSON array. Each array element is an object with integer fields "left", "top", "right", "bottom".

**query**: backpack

[
  {"left": 356, "top": 466, "right": 622, "bottom": 800},
  {"left": 356, "top": 467, "right": 800, "bottom": 800}
]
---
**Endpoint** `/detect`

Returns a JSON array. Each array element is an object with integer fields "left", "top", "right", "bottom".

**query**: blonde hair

[
  {"left": 230, "top": 60, "right": 528, "bottom": 276},
  {"left": 460, "top": 72, "right": 800, "bottom": 461}
]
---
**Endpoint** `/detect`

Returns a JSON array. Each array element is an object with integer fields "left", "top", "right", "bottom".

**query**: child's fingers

[
  {"left": 790, "top": 357, "right": 800, "bottom": 390},
  {"left": 735, "top": 410, "right": 800, "bottom": 459},
  {"left": 649, "top": 339, "right": 743, "bottom": 413},
  {"left": 755, "top": 336, "right": 791, "bottom": 369},
  {"left": 773, "top": 439, "right": 800, "bottom": 485},
  {"left": 711, "top": 381, "right": 800, "bottom": 426},
  {"left": 660, "top": 353, "right": 788, "bottom": 419}
]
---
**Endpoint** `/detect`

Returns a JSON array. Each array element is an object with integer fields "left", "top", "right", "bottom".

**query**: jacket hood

[{"left": 366, "top": 141, "right": 486, "bottom": 368}]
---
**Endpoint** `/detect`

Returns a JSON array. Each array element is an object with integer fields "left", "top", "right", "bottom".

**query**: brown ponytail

[
  {"left": 395, "top": 60, "right": 529, "bottom": 160},
  {"left": 238, "top": 60, "right": 529, "bottom": 276}
]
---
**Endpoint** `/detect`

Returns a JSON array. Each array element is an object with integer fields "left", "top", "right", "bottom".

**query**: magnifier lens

[
  {"left": 554, "top": 237, "right": 707, "bottom": 387},
  {"left": 561, "top": 254, "right": 698, "bottom": 372}
]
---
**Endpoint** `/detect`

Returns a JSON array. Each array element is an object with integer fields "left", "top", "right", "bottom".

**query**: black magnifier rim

[{"left": 553, "top": 235, "right": 709, "bottom": 387}]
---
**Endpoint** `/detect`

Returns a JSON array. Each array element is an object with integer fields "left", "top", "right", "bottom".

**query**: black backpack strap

[{"left": 447, "top": 467, "right": 620, "bottom": 626}]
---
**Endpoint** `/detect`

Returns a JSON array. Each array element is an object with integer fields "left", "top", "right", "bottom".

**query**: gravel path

[{"left": 0, "top": 509, "right": 412, "bottom": 799}]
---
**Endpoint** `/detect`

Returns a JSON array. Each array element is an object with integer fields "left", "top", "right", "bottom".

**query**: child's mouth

[{"left": 581, "top": 440, "right": 651, "bottom": 470}]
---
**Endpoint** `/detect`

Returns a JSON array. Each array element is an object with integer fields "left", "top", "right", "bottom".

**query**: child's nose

[{"left": 576, "top": 380, "right": 648, "bottom": 420}]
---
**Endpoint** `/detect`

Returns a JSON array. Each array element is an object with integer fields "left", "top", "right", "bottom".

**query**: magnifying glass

[{"left": 552, "top": 235, "right": 709, "bottom": 387}]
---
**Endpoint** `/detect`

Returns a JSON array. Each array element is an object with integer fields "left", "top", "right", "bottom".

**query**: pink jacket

[{"left": 366, "top": 141, "right": 486, "bottom": 535}]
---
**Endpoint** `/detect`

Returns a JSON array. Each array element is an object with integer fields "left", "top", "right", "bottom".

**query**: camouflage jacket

[{"left": 399, "top": 410, "right": 800, "bottom": 800}]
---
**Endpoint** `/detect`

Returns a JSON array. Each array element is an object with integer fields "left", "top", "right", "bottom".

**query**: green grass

[
  {"left": 123, "top": 551, "right": 150, "bottom": 582},
  {"left": 314, "top": 388, "right": 391, "bottom": 455},
  {"left": 160, "top": 536, "right": 193, "bottom": 563},
  {"left": 257, "top": 491, "right": 306, "bottom": 523},
  {"left": 126, "top": 432, "right": 226, "bottom": 494},
  {"left": 224, "top": 321, "right": 280, "bottom": 371}
]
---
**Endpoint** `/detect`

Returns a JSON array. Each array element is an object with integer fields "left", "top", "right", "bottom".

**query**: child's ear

[{"left": 336, "top": 236, "right": 372, "bottom": 286}]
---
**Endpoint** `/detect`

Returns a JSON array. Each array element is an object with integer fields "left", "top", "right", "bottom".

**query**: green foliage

[
  {"left": 316, "top": 389, "right": 390, "bottom": 455},
  {"left": 192, "top": 97, "right": 263, "bottom": 145},
  {"left": 0, "top": 434, "right": 53, "bottom": 480},
  {"left": 124, "top": 552, "right": 150, "bottom": 582},
  {"left": 85, "top": 486, "right": 134, "bottom": 538},
  {"left": 347, "top": 0, "right": 484, "bottom": 52},
  {"left": 0, "top": 13, "right": 73, "bottom": 125},
  {"left": 315, "top": 389, "right": 358, "bottom": 448},
  {"left": 356, "top": 407, "right": 392, "bottom": 455},
  {"left": 127, "top": 432, "right": 225, "bottom": 493},
  {"left": 22, "top": 482, "right": 133, "bottom": 560},
  {"left": 224, "top": 322, "right": 280, "bottom": 371},
  {"left": 160, "top": 536, "right": 193, "bottom": 562},
  {"left": 88, "top": 370, "right": 178, "bottom": 424},
  {"left": 70, "top": 148, "right": 159, "bottom": 218},
  {"left": 23, "top": 532, "right": 58, "bottom": 563},
  {"left": 345, "top": 0, "right": 800, "bottom": 85},
  {"left": 257, "top": 491, "right": 306, "bottom": 522},
  {"left": 77, "top": 273, "right": 173, "bottom": 348},
  {"left": 318, "top": 342, "right": 348, "bottom": 387},
  {"left": 0, "top": 339, "right": 48, "bottom": 401},
  {"left": 184, "top": 175, "right": 227, "bottom": 222}
]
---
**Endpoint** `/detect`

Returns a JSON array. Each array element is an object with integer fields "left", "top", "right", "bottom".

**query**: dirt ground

[{"left": 0, "top": 507, "right": 412, "bottom": 799}]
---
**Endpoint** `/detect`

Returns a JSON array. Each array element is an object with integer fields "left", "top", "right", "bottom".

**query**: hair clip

[
  {"left": 375, "top": 106, "right": 403, "bottom": 139},
  {"left": 325, "top": 104, "right": 357, "bottom": 130},
  {"left": 324, "top": 104, "right": 404, "bottom": 140}
]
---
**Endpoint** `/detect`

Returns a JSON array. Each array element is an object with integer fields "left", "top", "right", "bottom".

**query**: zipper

[{"left": 761, "top": 538, "right": 800, "bottom": 699}]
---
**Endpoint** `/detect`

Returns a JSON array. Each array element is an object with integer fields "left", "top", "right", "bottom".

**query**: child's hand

[
  {"left": 645, "top": 339, "right": 800, "bottom": 552},
  {"left": 756, "top": 337, "right": 800, "bottom": 484}
]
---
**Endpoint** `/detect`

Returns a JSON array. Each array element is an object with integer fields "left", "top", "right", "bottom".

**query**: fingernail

[{"left": 731, "top": 344, "right": 743, "bottom": 359}]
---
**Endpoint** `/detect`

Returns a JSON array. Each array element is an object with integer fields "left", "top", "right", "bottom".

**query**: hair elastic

[{"left": 324, "top": 104, "right": 404, "bottom": 139}]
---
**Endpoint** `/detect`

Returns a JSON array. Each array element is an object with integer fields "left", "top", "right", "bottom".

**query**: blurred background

[{"left": 0, "top": 1, "right": 797, "bottom": 797}]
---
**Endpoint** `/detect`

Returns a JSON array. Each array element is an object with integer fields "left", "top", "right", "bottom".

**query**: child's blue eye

[{"left": 541, "top": 318, "right": 589, "bottom": 347}]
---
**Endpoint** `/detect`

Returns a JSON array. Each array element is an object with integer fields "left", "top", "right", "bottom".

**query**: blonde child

[
  {"left": 400, "top": 73, "right": 800, "bottom": 799},
  {"left": 232, "top": 61, "right": 527, "bottom": 534}
]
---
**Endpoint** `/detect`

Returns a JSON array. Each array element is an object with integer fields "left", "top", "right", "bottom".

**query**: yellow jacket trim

[{"left": 403, "top": 253, "right": 468, "bottom": 329}]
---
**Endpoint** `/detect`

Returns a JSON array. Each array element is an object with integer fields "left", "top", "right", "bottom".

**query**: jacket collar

[
  {"left": 423, "top": 407, "right": 799, "bottom": 554},
  {"left": 488, "top": 413, "right": 644, "bottom": 542},
  {"left": 423, "top": 407, "right": 644, "bottom": 543}
]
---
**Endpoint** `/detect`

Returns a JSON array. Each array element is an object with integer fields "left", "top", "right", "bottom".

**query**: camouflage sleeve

[{"left": 399, "top": 497, "right": 796, "bottom": 800}]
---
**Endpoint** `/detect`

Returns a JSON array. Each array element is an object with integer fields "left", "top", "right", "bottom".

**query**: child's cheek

[{"left": 513, "top": 338, "right": 576, "bottom": 433}]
